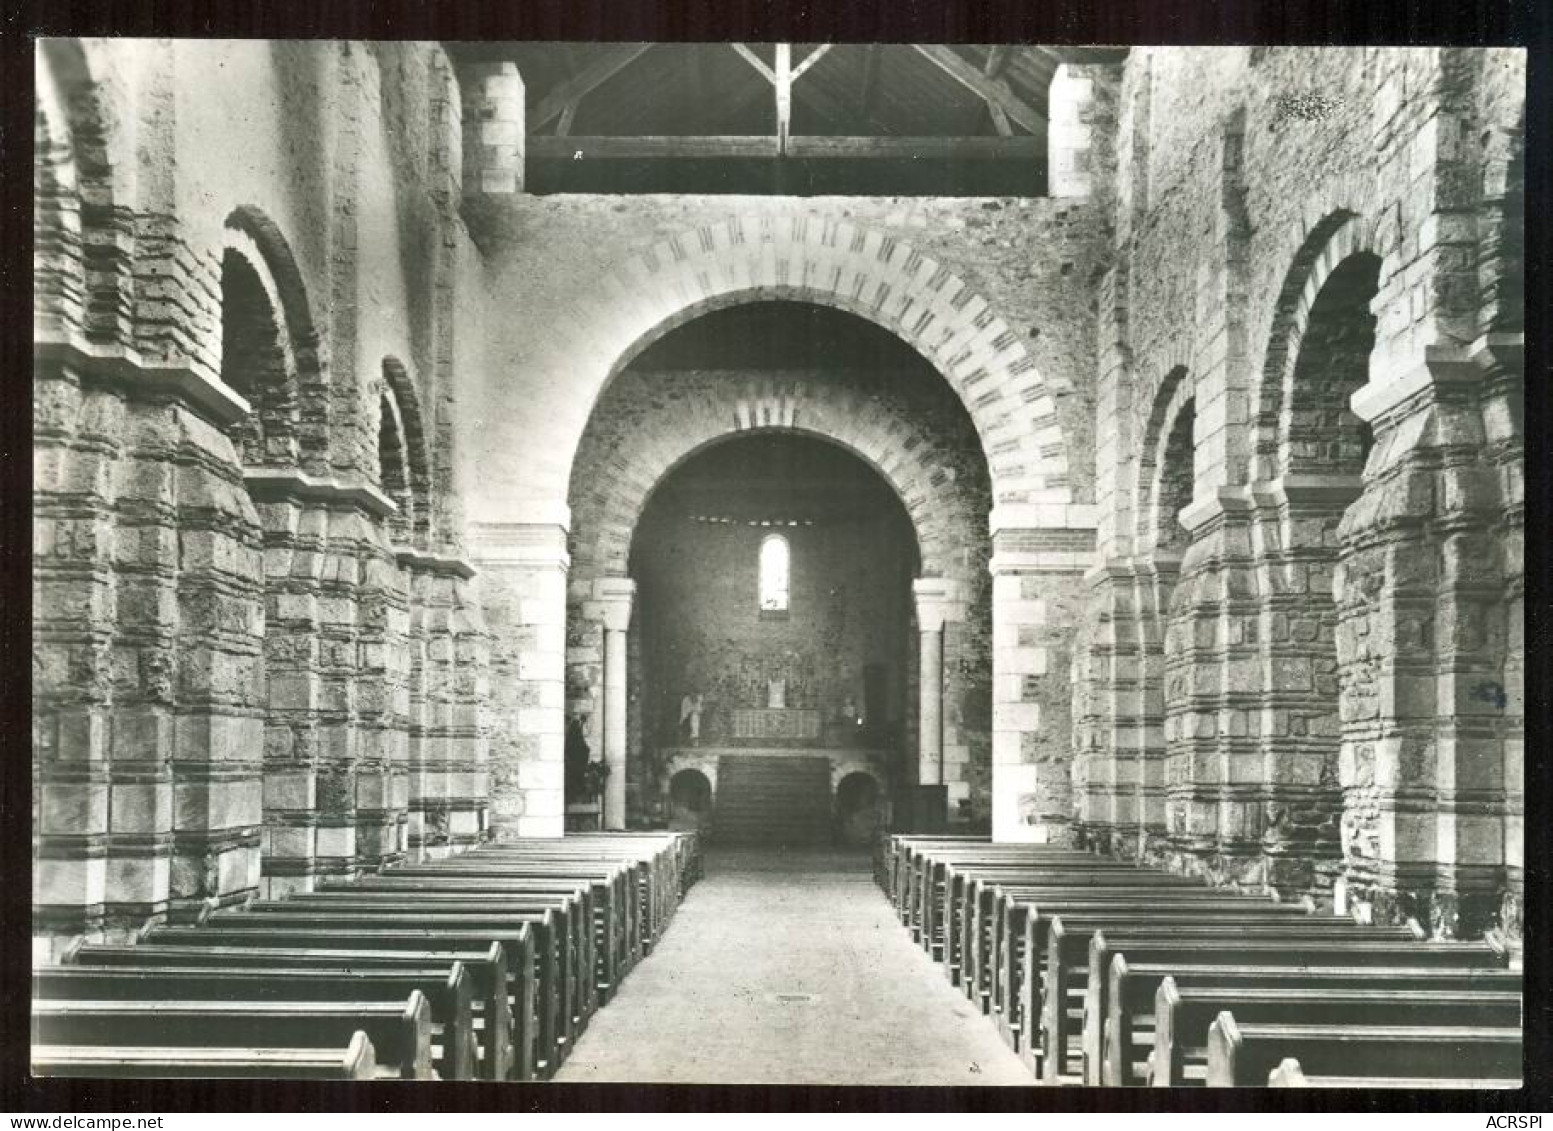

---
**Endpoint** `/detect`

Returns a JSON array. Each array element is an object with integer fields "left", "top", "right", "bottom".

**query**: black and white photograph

[{"left": 11, "top": 6, "right": 1542, "bottom": 1112}]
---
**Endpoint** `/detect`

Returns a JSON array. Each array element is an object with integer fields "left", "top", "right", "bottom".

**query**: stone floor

[{"left": 554, "top": 848, "right": 1035, "bottom": 1086}]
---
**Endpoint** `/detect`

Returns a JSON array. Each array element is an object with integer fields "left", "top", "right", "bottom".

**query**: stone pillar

[
  {"left": 460, "top": 61, "right": 525, "bottom": 199},
  {"left": 913, "top": 579, "right": 954, "bottom": 787},
  {"left": 34, "top": 344, "right": 263, "bottom": 955},
  {"left": 1164, "top": 488, "right": 1260, "bottom": 883},
  {"left": 244, "top": 475, "right": 407, "bottom": 896},
  {"left": 593, "top": 577, "right": 635, "bottom": 830},
  {"left": 472, "top": 513, "right": 569, "bottom": 839},
  {"left": 399, "top": 549, "right": 484, "bottom": 859},
  {"left": 990, "top": 509, "right": 1096, "bottom": 843},
  {"left": 1337, "top": 341, "right": 1522, "bottom": 935},
  {"left": 1245, "top": 474, "right": 1362, "bottom": 896}
]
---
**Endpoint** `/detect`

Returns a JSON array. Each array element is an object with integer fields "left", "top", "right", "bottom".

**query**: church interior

[{"left": 30, "top": 39, "right": 1526, "bottom": 1088}]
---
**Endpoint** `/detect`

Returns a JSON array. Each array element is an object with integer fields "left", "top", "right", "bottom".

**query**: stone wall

[
  {"left": 32, "top": 38, "right": 488, "bottom": 951},
  {"left": 1075, "top": 46, "right": 1525, "bottom": 934}
]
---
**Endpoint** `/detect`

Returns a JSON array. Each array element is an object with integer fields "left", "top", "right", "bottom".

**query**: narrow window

[{"left": 759, "top": 533, "right": 790, "bottom": 614}]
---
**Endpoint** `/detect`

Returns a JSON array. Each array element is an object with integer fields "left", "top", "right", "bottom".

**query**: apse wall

[{"left": 627, "top": 445, "right": 917, "bottom": 820}]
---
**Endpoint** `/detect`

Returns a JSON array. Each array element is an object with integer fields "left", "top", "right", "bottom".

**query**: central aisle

[{"left": 554, "top": 848, "right": 1034, "bottom": 1085}]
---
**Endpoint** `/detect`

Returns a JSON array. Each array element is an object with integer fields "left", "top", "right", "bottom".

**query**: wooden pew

[
  {"left": 141, "top": 922, "right": 550, "bottom": 1077},
  {"left": 1058, "top": 923, "right": 1486, "bottom": 1082},
  {"left": 1268, "top": 1057, "right": 1523, "bottom": 1089},
  {"left": 1205, "top": 1013, "right": 1523, "bottom": 1088},
  {"left": 199, "top": 902, "right": 578, "bottom": 1057},
  {"left": 990, "top": 890, "right": 1309, "bottom": 1052},
  {"left": 35, "top": 963, "right": 477, "bottom": 1081},
  {"left": 1080, "top": 935, "right": 1509, "bottom": 1086},
  {"left": 32, "top": 1031, "right": 378, "bottom": 1080},
  {"left": 1037, "top": 916, "right": 1424, "bottom": 1080},
  {"left": 942, "top": 862, "right": 1204, "bottom": 975},
  {"left": 361, "top": 866, "right": 625, "bottom": 991},
  {"left": 251, "top": 890, "right": 600, "bottom": 1026},
  {"left": 1071, "top": 918, "right": 1427, "bottom": 1082},
  {"left": 71, "top": 941, "right": 517, "bottom": 1082},
  {"left": 907, "top": 847, "right": 1099, "bottom": 945},
  {"left": 31, "top": 993, "right": 435, "bottom": 1080},
  {"left": 1103, "top": 959, "right": 1523, "bottom": 1087},
  {"left": 1153, "top": 977, "right": 1522, "bottom": 1086},
  {"left": 356, "top": 866, "right": 631, "bottom": 982},
  {"left": 1012, "top": 906, "right": 1413, "bottom": 1077},
  {"left": 969, "top": 882, "right": 1286, "bottom": 1020}
]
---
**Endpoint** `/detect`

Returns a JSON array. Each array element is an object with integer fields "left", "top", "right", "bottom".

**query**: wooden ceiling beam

[
  {"left": 730, "top": 43, "right": 775, "bottom": 84},
  {"left": 530, "top": 44, "right": 654, "bottom": 133},
  {"left": 912, "top": 45, "right": 1043, "bottom": 135},
  {"left": 790, "top": 44, "right": 832, "bottom": 82},
  {"left": 528, "top": 135, "right": 1037, "bottom": 160},
  {"left": 984, "top": 45, "right": 1010, "bottom": 78}
]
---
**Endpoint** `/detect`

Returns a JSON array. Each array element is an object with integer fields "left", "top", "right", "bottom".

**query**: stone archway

[
  {"left": 470, "top": 214, "right": 1076, "bottom": 515},
  {"left": 472, "top": 220, "right": 1092, "bottom": 843},
  {"left": 566, "top": 354, "right": 993, "bottom": 836}
]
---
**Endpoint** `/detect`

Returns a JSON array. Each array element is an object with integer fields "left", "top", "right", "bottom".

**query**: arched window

[{"left": 759, "top": 533, "right": 790, "bottom": 614}]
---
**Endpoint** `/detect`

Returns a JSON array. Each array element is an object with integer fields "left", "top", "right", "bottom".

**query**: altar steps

[{"left": 713, "top": 755, "right": 832, "bottom": 847}]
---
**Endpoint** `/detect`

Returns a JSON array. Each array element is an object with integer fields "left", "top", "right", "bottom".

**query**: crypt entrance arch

[{"left": 564, "top": 301, "right": 997, "bottom": 840}]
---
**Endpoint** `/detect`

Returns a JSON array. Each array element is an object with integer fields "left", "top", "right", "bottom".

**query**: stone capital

[
  {"left": 1351, "top": 342, "right": 1509, "bottom": 425},
  {"left": 1248, "top": 473, "right": 1365, "bottom": 513},
  {"left": 391, "top": 545, "right": 478, "bottom": 579},
  {"left": 592, "top": 576, "right": 636, "bottom": 632},
  {"left": 243, "top": 468, "right": 399, "bottom": 519},
  {"left": 34, "top": 335, "right": 252, "bottom": 427},
  {"left": 1177, "top": 486, "right": 1254, "bottom": 534},
  {"left": 913, "top": 577, "right": 965, "bottom": 633}
]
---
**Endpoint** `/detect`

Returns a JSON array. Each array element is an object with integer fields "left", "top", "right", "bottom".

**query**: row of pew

[
  {"left": 33, "top": 831, "right": 701, "bottom": 1080},
  {"left": 876, "top": 835, "right": 1522, "bottom": 1089}
]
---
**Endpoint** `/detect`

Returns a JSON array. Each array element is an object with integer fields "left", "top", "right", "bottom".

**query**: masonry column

[
  {"left": 912, "top": 580, "right": 959, "bottom": 787},
  {"left": 990, "top": 507, "right": 1096, "bottom": 843},
  {"left": 472, "top": 510, "right": 569, "bottom": 839},
  {"left": 594, "top": 578, "right": 635, "bottom": 830}
]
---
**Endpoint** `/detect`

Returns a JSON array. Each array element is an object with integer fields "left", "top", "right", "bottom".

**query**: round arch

[
  {"left": 380, "top": 356, "right": 435, "bottom": 545},
  {"left": 568, "top": 371, "right": 987, "bottom": 589},
  {"left": 1132, "top": 365, "right": 1195, "bottom": 558},
  {"left": 489, "top": 215, "right": 1071, "bottom": 513},
  {"left": 33, "top": 55, "right": 83, "bottom": 341},
  {"left": 219, "top": 209, "right": 325, "bottom": 470},
  {"left": 1251, "top": 211, "right": 1385, "bottom": 482}
]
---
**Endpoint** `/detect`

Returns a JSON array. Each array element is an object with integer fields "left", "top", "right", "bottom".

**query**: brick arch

[
  {"left": 1133, "top": 364, "right": 1194, "bottom": 557},
  {"left": 1252, "top": 211, "right": 1385, "bottom": 481},
  {"left": 567, "top": 373, "right": 988, "bottom": 591},
  {"left": 544, "top": 215, "right": 1067, "bottom": 509},
  {"left": 220, "top": 209, "right": 324, "bottom": 470},
  {"left": 379, "top": 356, "right": 434, "bottom": 545},
  {"left": 33, "top": 53, "right": 83, "bottom": 341},
  {"left": 34, "top": 39, "right": 129, "bottom": 349}
]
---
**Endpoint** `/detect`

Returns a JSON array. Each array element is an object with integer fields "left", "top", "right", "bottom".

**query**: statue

[{"left": 679, "top": 693, "right": 703, "bottom": 742}]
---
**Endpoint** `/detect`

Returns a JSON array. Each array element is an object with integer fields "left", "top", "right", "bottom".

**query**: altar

[{"left": 728, "top": 707, "right": 821, "bottom": 742}]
